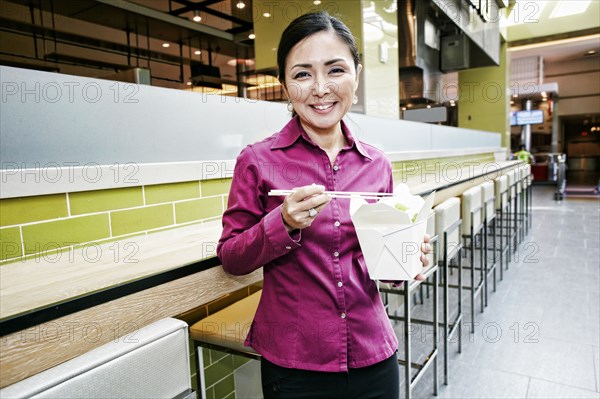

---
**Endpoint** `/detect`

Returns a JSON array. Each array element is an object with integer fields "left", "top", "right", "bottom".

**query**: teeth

[{"left": 313, "top": 104, "right": 332, "bottom": 110}]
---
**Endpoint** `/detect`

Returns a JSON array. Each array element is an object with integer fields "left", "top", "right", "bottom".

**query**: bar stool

[
  {"left": 520, "top": 164, "right": 532, "bottom": 236},
  {"left": 434, "top": 197, "right": 463, "bottom": 385},
  {"left": 381, "top": 209, "right": 439, "bottom": 399},
  {"left": 480, "top": 180, "right": 497, "bottom": 305},
  {"left": 494, "top": 174, "right": 510, "bottom": 277},
  {"left": 514, "top": 167, "right": 526, "bottom": 243},
  {"left": 190, "top": 291, "right": 262, "bottom": 398},
  {"left": 526, "top": 164, "right": 533, "bottom": 231},
  {"left": 460, "top": 186, "right": 485, "bottom": 334},
  {"left": 506, "top": 169, "right": 519, "bottom": 263}
]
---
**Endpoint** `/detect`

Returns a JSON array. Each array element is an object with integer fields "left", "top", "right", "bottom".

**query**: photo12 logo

[{"left": 1, "top": 81, "right": 139, "bottom": 104}]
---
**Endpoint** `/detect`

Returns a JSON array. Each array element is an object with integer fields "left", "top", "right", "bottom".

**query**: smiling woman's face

[{"left": 283, "top": 30, "right": 362, "bottom": 137}]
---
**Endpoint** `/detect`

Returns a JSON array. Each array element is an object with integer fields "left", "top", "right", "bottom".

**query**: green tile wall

[
  {"left": 201, "top": 179, "right": 232, "bottom": 197},
  {"left": 22, "top": 214, "right": 110, "bottom": 255},
  {"left": 0, "top": 194, "right": 68, "bottom": 227},
  {"left": 213, "top": 375, "right": 235, "bottom": 399},
  {"left": 111, "top": 204, "right": 174, "bottom": 236},
  {"left": 175, "top": 197, "right": 222, "bottom": 224},
  {"left": 69, "top": 187, "right": 143, "bottom": 215},
  {"left": 145, "top": 182, "right": 200, "bottom": 205},
  {"left": 0, "top": 227, "right": 22, "bottom": 261}
]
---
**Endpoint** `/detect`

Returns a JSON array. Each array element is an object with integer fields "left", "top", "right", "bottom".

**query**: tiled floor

[{"left": 402, "top": 185, "right": 600, "bottom": 398}]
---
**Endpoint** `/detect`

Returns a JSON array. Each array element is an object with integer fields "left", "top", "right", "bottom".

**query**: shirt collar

[{"left": 271, "top": 116, "right": 373, "bottom": 161}]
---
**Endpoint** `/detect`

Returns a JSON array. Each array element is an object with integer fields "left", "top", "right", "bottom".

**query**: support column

[{"left": 458, "top": 41, "right": 510, "bottom": 152}]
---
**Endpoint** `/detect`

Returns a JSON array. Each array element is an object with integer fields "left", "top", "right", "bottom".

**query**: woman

[{"left": 217, "top": 11, "right": 431, "bottom": 399}]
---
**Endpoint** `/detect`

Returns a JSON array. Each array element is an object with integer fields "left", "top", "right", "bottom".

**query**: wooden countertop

[{"left": 0, "top": 221, "right": 223, "bottom": 321}]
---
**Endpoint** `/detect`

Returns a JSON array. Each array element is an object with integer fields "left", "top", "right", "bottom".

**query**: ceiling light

[
  {"left": 426, "top": 105, "right": 432, "bottom": 109},
  {"left": 186, "top": 81, "right": 192, "bottom": 86},
  {"left": 249, "top": 33, "right": 255, "bottom": 39},
  {"left": 401, "top": 107, "right": 407, "bottom": 111},
  {"left": 541, "top": 91, "right": 547, "bottom": 97},
  {"left": 162, "top": 43, "right": 170, "bottom": 48},
  {"left": 549, "top": 1, "right": 591, "bottom": 18},
  {"left": 193, "top": 11, "right": 201, "bottom": 22},
  {"left": 194, "top": 50, "right": 201, "bottom": 55},
  {"left": 227, "top": 59, "right": 255, "bottom": 67},
  {"left": 313, "top": 1, "right": 322, "bottom": 4},
  {"left": 586, "top": 50, "right": 597, "bottom": 55},
  {"left": 236, "top": 1, "right": 245, "bottom": 9},
  {"left": 263, "top": 12, "right": 271, "bottom": 17}
]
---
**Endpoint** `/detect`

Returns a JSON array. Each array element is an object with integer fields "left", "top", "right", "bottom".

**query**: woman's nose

[{"left": 312, "top": 79, "right": 334, "bottom": 97}]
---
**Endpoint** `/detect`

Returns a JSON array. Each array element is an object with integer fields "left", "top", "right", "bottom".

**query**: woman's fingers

[{"left": 281, "top": 184, "right": 332, "bottom": 230}]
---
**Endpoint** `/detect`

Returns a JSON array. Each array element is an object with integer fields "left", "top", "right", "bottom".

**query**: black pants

[{"left": 261, "top": 353, "right": 399, "bottom": 399}]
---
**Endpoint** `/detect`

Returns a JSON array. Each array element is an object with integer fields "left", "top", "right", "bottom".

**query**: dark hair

[{"left": 276, "top": 11, "right": 360, "bottom": 86}]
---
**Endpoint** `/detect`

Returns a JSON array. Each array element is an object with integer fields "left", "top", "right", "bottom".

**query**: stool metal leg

[
  {"left": 443, "top": 247, "right": 449, "bottom": 385},
  {"left": 433, "top": 263, "right": 439, "bottom": 397},
  {"left": 469, "top": 222, "right": 475, "bottom": 334},
  {"left": 194, "top": 343, "right": 205, "bottom": 399},
  {"left": 404, "top": 281, "right": 412, "bottom": 399}
]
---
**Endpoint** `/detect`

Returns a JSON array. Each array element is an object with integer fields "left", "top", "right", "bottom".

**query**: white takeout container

[{"left": 350, "top": 184, "right": 435, "bottom": 280}]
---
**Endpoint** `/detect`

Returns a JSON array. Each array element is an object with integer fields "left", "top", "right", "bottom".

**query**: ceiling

[{"left": 509, "top": 34, "right": 600, "bottom": 63}]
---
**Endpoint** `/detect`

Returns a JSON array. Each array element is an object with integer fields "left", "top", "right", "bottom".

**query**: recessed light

[
  {"left": 186, "top": 81, "right": 192, "bottom": 86},
  {"left": 194, "top": 50, "right": 201, "bottom": 55},
  {"left": 314, "top": 0, "right": 322, "bottom": 4},
  {"left": 249, "top": 33, "right": 256, "bottom": 39},
  {"left": 236, "top": 1, "right": 245, "bottom": 9},
  {"left": 263, "top": 12, "right": 271, "bottom": 17},
  {"left": 162, "top": 43, "right": 170, "bottom": 48},
  {"left": 586, "top": 50, "right": 597, "bottom": 55},
  {"left": 426, "top": 105, "right": 431, "bottom": 109}
]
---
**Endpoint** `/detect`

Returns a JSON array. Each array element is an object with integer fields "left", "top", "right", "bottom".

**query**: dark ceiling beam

[
  {"left": 1, "top": 17, "right": 182, "bottom": 66},
  {"left": 170, "top": 0, "right": 223, "bottom": 15},
  {"left": 170, "top": 0, "right": 252, "bottom": 30}
]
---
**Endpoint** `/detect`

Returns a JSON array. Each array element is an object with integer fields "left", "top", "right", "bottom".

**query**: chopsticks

[{"left": 268, "top": 189, "right": 397, "bottom": 200}]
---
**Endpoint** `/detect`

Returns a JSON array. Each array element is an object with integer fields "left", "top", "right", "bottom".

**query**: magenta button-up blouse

[{"left": 217, "top": 116, "right": 398, "bottom": 372}]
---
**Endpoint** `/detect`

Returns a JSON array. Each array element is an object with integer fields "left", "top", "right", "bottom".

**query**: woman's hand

[
  {"left": 414, "top": 234, "right": 432, "bottom": 281},
  {"left": 281, "top": 184, "right": 332, "bottom": 231}
]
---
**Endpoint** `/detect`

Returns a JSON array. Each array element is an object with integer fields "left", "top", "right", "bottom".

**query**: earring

[
  {"left": 287, "top": 102, "right": 294, "bottom": 112},
  {"left": 353, "top": 95, "right": 358, "bottom": 104}
]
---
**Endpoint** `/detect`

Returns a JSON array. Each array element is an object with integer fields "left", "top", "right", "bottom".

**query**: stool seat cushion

[
  {"left": 434, "top": 197, "right": 461, "bottom": 259},
  {"left": 0, "top": 318, "right": 191, "bottom": 399},
  {"left": 480, "top": 181, "right": 495, "bottom": 223},
  {"left": 461, "top": 186, "right": 482, "bottom": 235},
  {"left": 190, "top": 290, "right": 261, "bottom": 355},
  {"left": 508, "top": 170, "right": 518, "bottom": 199},
  {"left": 494, "top": 175, "right": 508, "bottom": 210}
]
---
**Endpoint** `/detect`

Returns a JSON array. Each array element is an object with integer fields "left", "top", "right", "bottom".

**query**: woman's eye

[
  {"left": 293, "top": 71, "right": 310, "bottom": 79},
  {"left": 330, "top": 67, "right": 345, "bottom": 74}
]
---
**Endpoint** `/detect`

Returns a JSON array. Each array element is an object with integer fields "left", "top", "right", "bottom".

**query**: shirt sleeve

[{"left": 217, "top": 146, "right": 301, "bottom": 276}]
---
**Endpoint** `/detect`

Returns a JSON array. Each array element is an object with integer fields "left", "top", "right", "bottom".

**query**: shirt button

[
  {"left": 334, "top": 221, "right": 340, "bottom": 227},
  {"left": 285, "top": 246, "right": 292, "bottom": 250},
  {"left": 337, "top": 281, "right": 343, "bottom": 287},
  {"left": 341, "top": 312, "right": 347, "bottom": 319},
  {"left": 333, "top": 251, "right": 339, "bottom": 257},
  {"left": 333, "top": 165, "right": 339, "bottom": 171}
]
